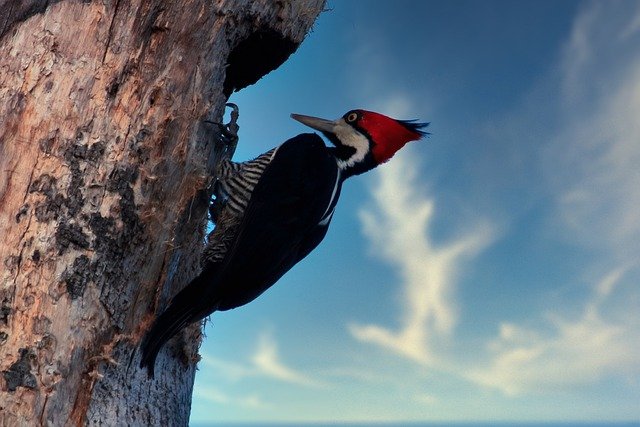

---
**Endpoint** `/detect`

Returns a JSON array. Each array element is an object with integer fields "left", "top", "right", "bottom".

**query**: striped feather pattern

[
  {"left": 201, "top": 147, "right": 278, "bottom": 267},
  {"left": 217, "top": 147, "right": 277, "bottom": 216}
]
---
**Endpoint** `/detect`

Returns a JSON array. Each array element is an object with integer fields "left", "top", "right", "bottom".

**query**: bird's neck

[{"left": 328, "top": 147, "right": 377, "bottom": 179}]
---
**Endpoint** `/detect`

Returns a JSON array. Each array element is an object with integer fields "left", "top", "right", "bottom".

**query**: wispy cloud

[
  {"left": 193, "top": 385, "right": 231, "bottom": 404},
  {"left": 468, "top": 268, "right": 640, "bottom": 395},
  {"left": 348, "top": 1, "right": 640, "bottom": 393},
  {"left": 338, "top": 5, "right": 640, "bottom": 412},
  {"left": 251, "top": 331, "right": 326, "bottom": 388},
  {"left": 200, "top": 330, "right": 325, "bottom": 388},
  {"left": 350, "top": 147, "right": 493, "bottom": 365},
  {"left": 467, "top": 1, "right": 640, "bottom": 397},
  {"left": 193, "top": 385, "right": 272, "bottom": 410},
  {"left": 199, "top": 352, "right": 254, "bottom": 382},
  {"left": 544, "top": 2, "right": 640, "bottom": 262},
  {"left": 618, "top": 2, "right": 640, "bottom": 41}
]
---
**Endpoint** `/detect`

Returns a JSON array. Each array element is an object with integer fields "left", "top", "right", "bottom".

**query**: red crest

[{"left": 355, "top": 110, "right": 427, "bottom": 164}]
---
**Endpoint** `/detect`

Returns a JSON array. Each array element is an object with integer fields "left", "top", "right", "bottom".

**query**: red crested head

[
  {"left": 291, "top": 109, "right": 429, "bottom": 177},
  {"left": 351, "top": 110, "right": 428, "bottom": 164}
]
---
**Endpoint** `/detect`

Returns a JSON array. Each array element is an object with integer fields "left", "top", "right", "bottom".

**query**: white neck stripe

[{"left": 333, "top": 119, "right": 370, "bottom": 171}]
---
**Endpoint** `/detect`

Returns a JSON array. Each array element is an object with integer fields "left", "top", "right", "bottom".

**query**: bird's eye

[{"left": 346, "top": 112, "right": 358, "bottom": 123}]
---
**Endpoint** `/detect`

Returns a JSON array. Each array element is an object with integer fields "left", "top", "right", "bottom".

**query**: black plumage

[{"left": 140, "top": 133, "right": 341, "bottom": 376}]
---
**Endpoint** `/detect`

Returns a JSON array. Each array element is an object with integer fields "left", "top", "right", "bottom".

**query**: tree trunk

[{"left": 0, "top": 0, "right": 324, "bottom": 425}]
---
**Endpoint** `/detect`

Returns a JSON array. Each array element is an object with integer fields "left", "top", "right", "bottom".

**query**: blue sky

[{"left": 190, "top": 1, "right": 640, "bottom": 423}]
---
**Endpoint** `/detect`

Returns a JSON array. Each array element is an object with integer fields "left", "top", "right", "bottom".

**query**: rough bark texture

[{"left": 0, "top": 0, "right": 324, "bottom": 425}]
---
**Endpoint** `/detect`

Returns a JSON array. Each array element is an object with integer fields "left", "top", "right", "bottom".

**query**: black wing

[
  {"left": 213, "top": 132, "right": 339, "bottom": 310},
  {"left": 140, "top": 133, "right": 338, "bottom": 375}
]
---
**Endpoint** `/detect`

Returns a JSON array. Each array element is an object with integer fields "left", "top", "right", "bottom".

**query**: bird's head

[{"left": 291, "top": 109, "right": 428, "bottom": 176}]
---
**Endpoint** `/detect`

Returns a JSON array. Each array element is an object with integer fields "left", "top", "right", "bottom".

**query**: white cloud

[
  {"left": 348, "top": 2, "right": 640, "bottom": 394},
  {"left": 199, "top": 352, "right": 254, "bottom": 382},
  {"left": 466, "top": 2, "right": 640, "bottom": 397},
  {"left": 237, "top": 394, "right": 272, "bottom": 410},
  {"left": 193, "top": 385, "right": 272, "bottom": 410},
  {"left": 618, "top": 3, "right": 640, "bottom": 41},
  {"left": 560, "top": 1, "right": 600, "bottom": 103},
  {"left": 551, "top": 66, "right": 640, "bottom": 257},
  {"left": 199, "top": 330, "right": 325, "bottom": 388},
  {"left": 370, "top": 92, "right": 413, "bottom": 118},
  {"left": 468, "top": 268, "right": 640, "bottom": 396},
  {"left": 251, "top": 331, "right": 326, "bottom": 388},
  {"left": 350, "top": 148, "right": 493, "bottom": 365},
  {"left": 193, "top": 385, "right": 230, "bottom": 404},
  {"left": 544, "top": 2, "right": 640, "bottom": 262}
]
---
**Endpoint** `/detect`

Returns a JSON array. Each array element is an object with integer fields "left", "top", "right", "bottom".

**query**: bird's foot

[
  {"left": 222, "top": 103, "right": 239, "bottom": 144},
  {"left": 203, "top": 103, "right": 240, "bottom": 156}
]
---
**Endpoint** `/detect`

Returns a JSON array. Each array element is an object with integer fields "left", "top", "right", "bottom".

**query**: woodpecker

[{"left": 139, "top": 107, "right": 428, "bottom": 377}]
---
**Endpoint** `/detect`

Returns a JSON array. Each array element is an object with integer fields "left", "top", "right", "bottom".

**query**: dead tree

[{"left": 0, "top": 1, "right": 324, "bottom": 424}]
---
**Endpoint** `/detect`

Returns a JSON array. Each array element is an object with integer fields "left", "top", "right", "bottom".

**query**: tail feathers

[
  {"left": 139, "top": 306, "right": 195, "bottom": 378},
  {"left": 139, "top": 273, "right": 218, "bottom": 378}
]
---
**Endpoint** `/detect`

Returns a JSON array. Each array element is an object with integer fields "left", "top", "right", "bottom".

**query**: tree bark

[{"left": 0, "top": 0, "right": 324, "bottom": 425}]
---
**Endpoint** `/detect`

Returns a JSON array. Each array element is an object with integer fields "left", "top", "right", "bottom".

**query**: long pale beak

[{"left": 290, "top": 113, "right": 337, "bottom": 134}]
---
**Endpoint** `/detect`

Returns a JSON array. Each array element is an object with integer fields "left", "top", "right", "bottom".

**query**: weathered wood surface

[{"left": 0, "top": 1, "right": 324, "bottom": 425}]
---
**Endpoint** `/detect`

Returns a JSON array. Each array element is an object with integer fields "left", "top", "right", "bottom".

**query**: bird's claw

[
  {"left": 219, "top": 103, "right": 239, "bottom": 147},
  {"left": 203, "top": 103, "right": 240, "bottom": 148},
  {"left": 224, "top": 103, "right": 239, "bottom": 140}
]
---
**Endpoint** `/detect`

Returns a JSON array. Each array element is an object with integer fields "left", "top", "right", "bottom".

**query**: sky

[{"left": 190, "top": 1, "right": 640, "bottom": 423}]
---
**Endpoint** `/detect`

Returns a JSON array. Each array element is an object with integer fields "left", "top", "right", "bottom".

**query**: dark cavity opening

[{"left": 223, "top": 29, "right": 297, "bottom": 97}]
